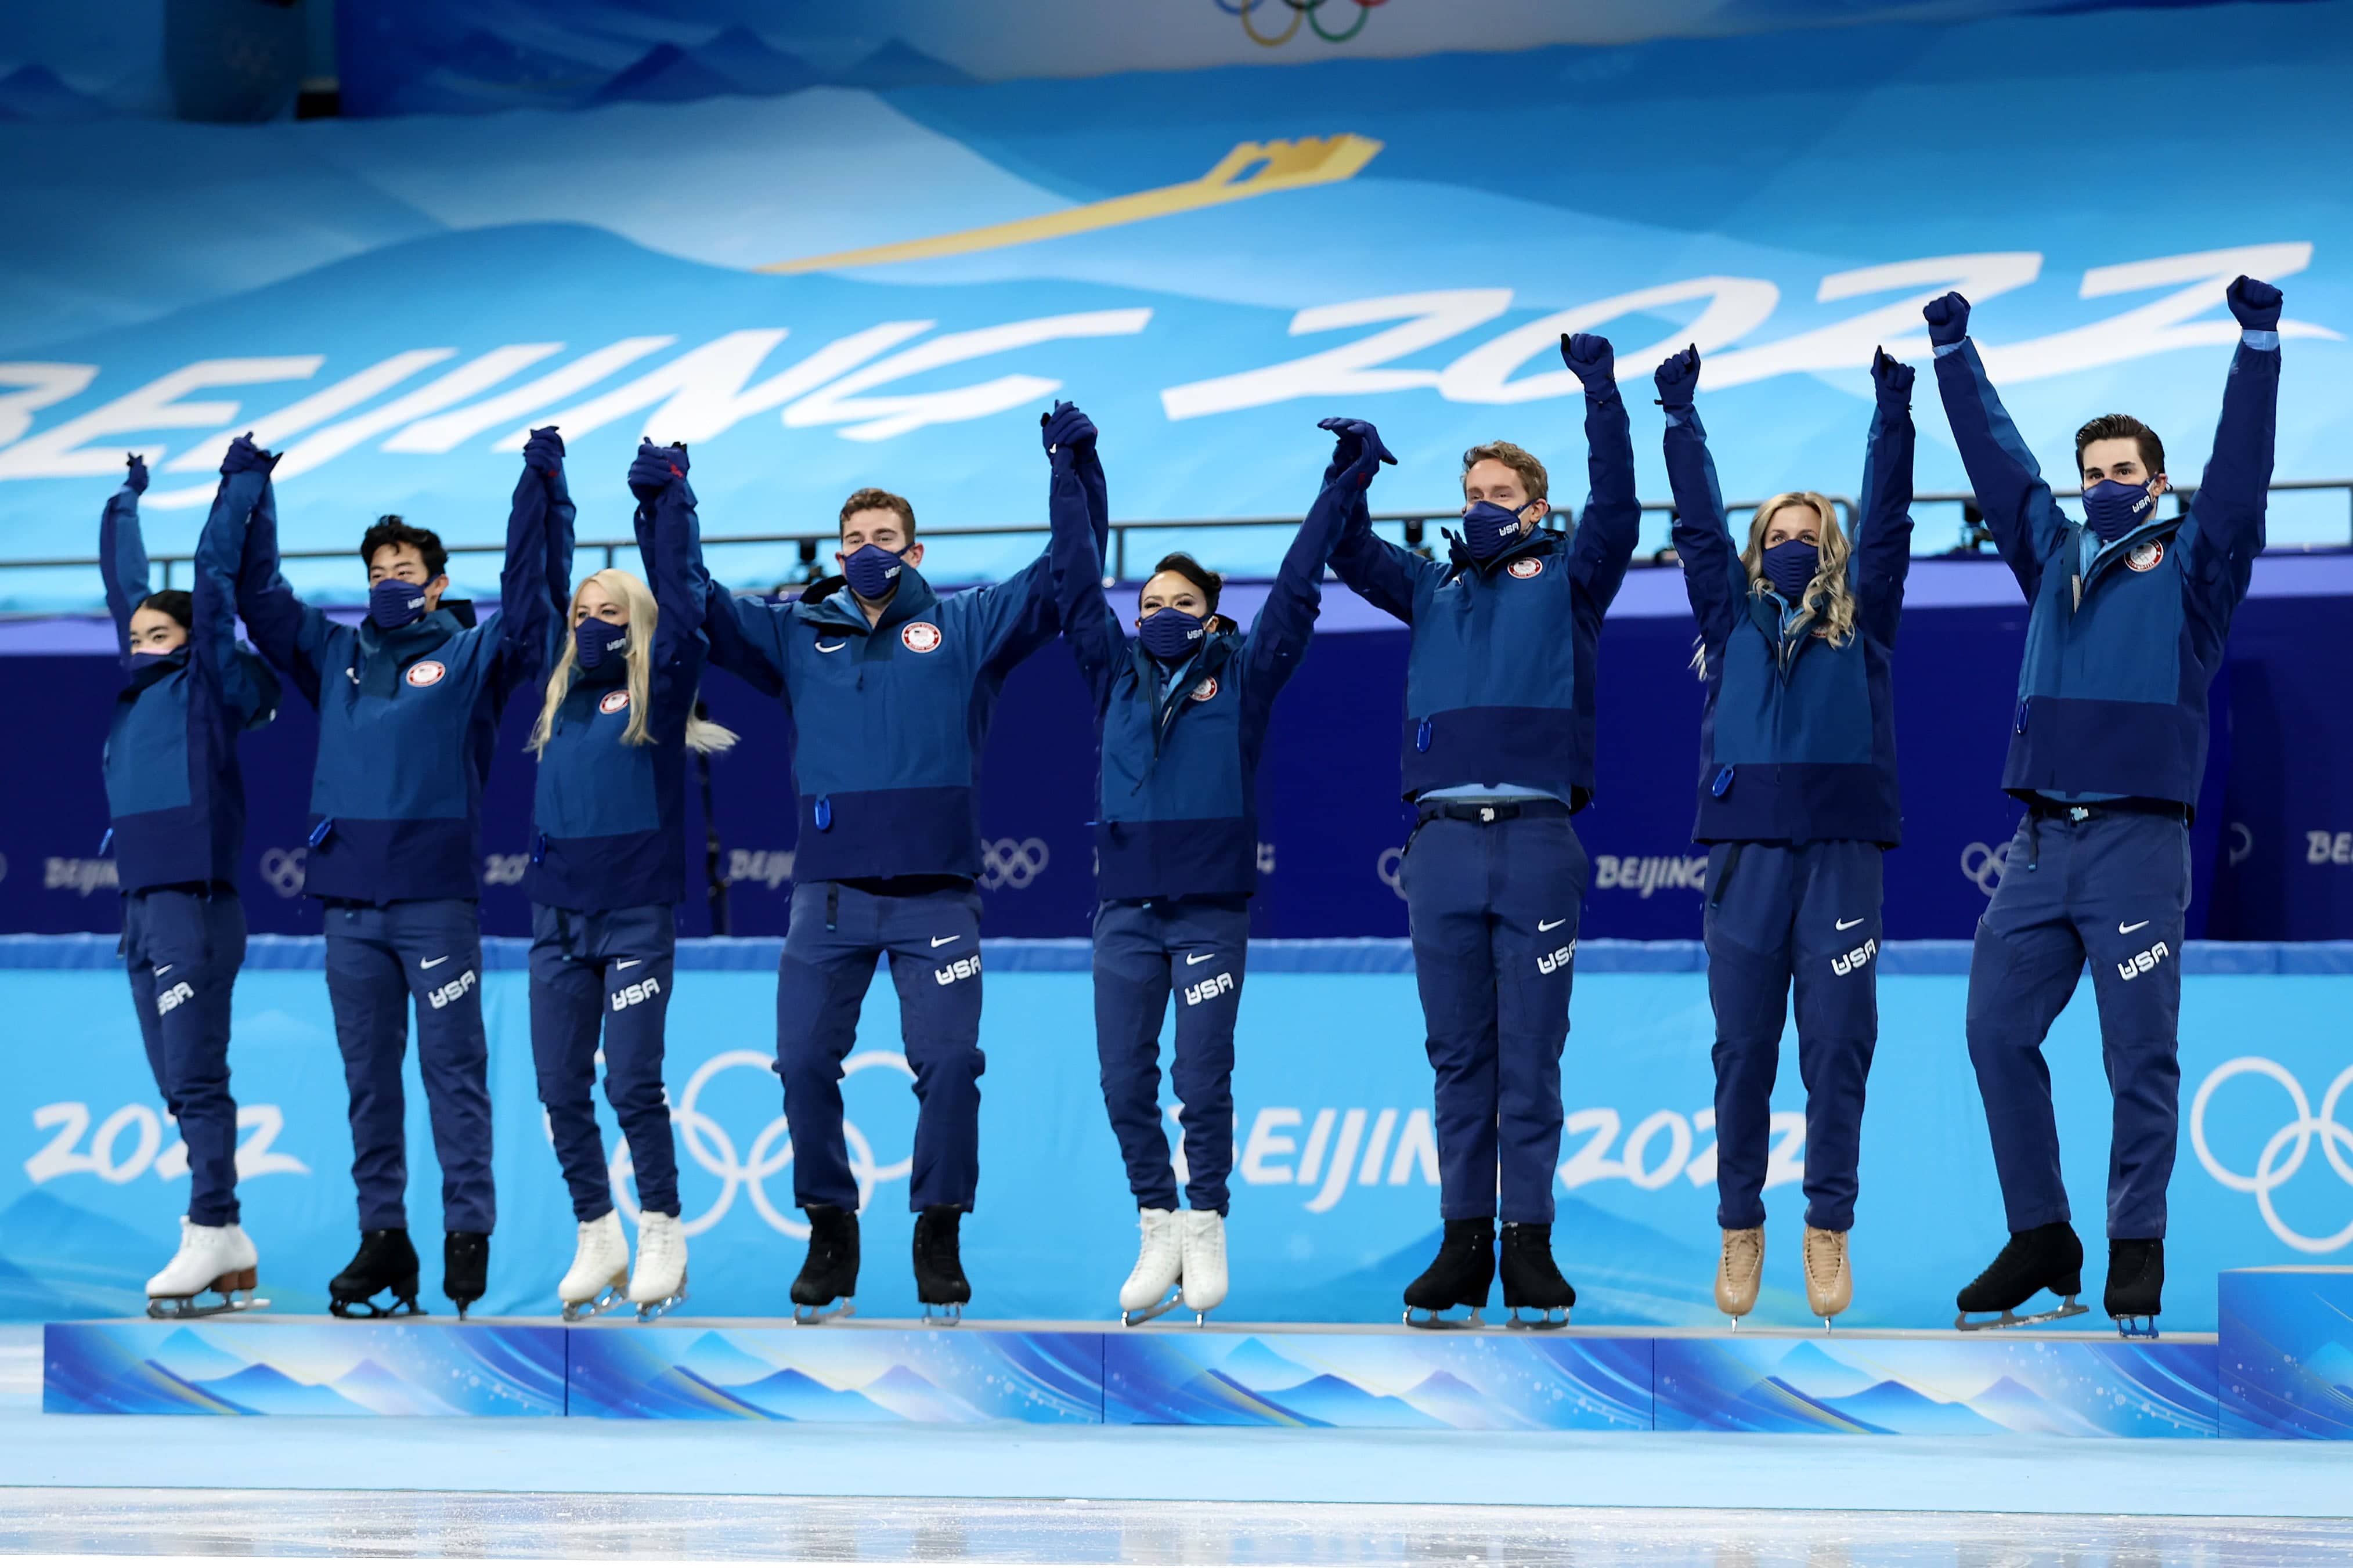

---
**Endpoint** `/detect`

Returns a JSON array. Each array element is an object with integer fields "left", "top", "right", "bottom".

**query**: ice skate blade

[
  {"left": 147, "top": 1291, "right": 267, "bottom": 1320},
  {"left": 1504, "top": 1306, "right": 1570, "bottom": 1331},
  {"left": 633, "top": 1288, "right": 688, "bottom": 1324},
  {"left": 921, "top": 1302, "right": 963, "bottom": 1327},
  {"left": 1403, "top": 1306, "right": 1484, "bottom": 1330},
  {"left": 329, "top": 1292, "right": 425, "bottom": 1320},
  {"left": 1121, "top": 1291, "right": 1182, "bottom": 1327},
  {"left": 791, "top": 1299, "right": 854, "bottom": 1327},
  {"left": 2113, "top": 1314, "right": 2160, "bottom": 1340},
  {"left": 1954, "top": 1296, "right": 2089, "bottom": 1331},
  {"left": 560, "top": 1283, "right": 627, "bottom": 1323}
]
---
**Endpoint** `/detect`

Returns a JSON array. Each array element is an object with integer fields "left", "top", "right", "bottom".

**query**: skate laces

[
  {"left": 1803, "top": 1227, "right": 1846, "bottom": 1283},
  {"left": 1722, "top": 1229, "right": 1762, "bottom": 1275}
]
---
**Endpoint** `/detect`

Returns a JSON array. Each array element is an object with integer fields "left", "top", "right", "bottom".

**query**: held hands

[
  {"left": 1652, "top": 344, "right": 1699, "bottom": 410},
  {"left": 1922, "top": 291, "right": 1971, "bottom": 348},
  {"left": 1560, "top": 331, "right": 1616, "bottom": 391},
  {"left": 1318, "top": 416, "right": 1396, "bottom": 473},
  {"left": 1871, "top": 346, "right": 1915, "bottom": 408},
  {"left": 1041, "top": 399, "right": 1097, "bottom": 458},
  {"left": 2227, "top": 275, "right": 2283, "bottom": 331},
  {"left": 124, "top": 453, "right": 149, "bottom": 494},
  {"left": 522, "top": 425, "right": 565, "bottom": 479},
  {"left": 627, "top": 439, "right": 688, "bottom": 504},
  {"left": 219, "top": 432, "right": 277, "bottom": 477}
]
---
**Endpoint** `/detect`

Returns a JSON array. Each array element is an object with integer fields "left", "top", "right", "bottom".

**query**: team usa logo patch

[
  {"left": 2126, "top": 539, "right": 2166, "bottom": 573},
  {"left": 404, "top": 660, "right": 446, "bottom": 688},
  {"left": 1507, "top": 557, "right": 1544, "bottom": 580},
  {"left": 600, "top": 689, "right": 631, "bottom": 714},
  {"left": 1190, "top": 678, "right": 1219, "bottom": 702},
  {"left": 901, "top": 621, "right": 943, "bottom": 653}
]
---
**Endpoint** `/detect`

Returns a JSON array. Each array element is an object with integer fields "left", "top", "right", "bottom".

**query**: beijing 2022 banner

[{"left": 2, "top": 942, "right": 2347, "bottom": 1332}]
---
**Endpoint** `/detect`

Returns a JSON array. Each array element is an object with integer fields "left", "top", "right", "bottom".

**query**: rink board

[{"left": 43, "top": 1315, "right": 2257, "bottom": 1437}]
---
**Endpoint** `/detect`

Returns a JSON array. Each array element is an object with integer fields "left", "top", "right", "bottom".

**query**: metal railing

[{"left": 6, "top": 479, "right": 2346, "bottom": 597}]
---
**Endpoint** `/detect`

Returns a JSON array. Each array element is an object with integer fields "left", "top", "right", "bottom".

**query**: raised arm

[
  {"left": 99, "top": 455, "right": 152, "bottom": 663},
  {"left": 2177, "top": 276, "right": 2283, "bottom": 622},
  {"left": 1325, "top": 424, "right": 1443, "bottom": 623},
  {"left": 629, "top": 439, "right": 712, "bottom": 682},
  {"left": 193, "top": 440, "right": 281, "bottom": 727},
  {"left": 1853, "top": 348, "right": 1919, "bottom": 646},
  {"left": 488, "top": 426, "right": 567, "bottom": 705},
  {"left": 1562, "top": 332, "right": 1641, "bottom": 611},
  {"left": 227, "top": 436, "right": 333, "bottom": 708},
  {"left": 1043, "top": 402, "right": 1124, "bottom": 711},
  {"left": 1243, "top": 417, "right": 1394, "bottom": 700},
  {"left": 1654, "top": 347, "right": 1742, "bottom": 654},
  {"left": 1925, "top": 291, "right": 2069, "bottom": 601}
]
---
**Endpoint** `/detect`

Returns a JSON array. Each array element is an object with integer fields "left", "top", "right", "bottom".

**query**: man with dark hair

[
  {"left": 226, "top": 428, "right": 568, "bottom": 1318},
  {"left": 1927, "top": 277, "right": 2283, "bottom": 1335},
  {"left": 1329, "top": 333, "right": 1640, "bottom": 1326},
  {"left": 687, "top": 460, "right": 1063, "bottom": 1321}
]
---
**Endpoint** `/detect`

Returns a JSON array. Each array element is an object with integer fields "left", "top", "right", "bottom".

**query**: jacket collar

[
  {"left": 356, "top": 608, "right": 459, "bottom": 698},
  {"left": 795, "top": 566, "right": 940, "bottom": 635},
  {"left": 120, "top": 648, "right": 189, "bottom": 698},
  {"left": 1141, "top": 628, "right": 1238, "bottom": 742},
  {"left": 1442, "top": 526, "right": 1554, "bottom": 584},
  {"left": 2078, "top": 511, "right": 2181, "bottom": 594}
]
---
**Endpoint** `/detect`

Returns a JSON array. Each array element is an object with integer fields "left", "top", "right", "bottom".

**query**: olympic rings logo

[
  {"left": 1377, "top": 846, "right": 1406, "bottom": 901},
  {"left": 608, "top": 1047, "right": 913, "bottom": 1240},
  {"left": 1218, "top": 0, "right": 1384, "bottom": 49},
  {"left": 2189, "top": 1056, "right": 2353, "bottom": 1254},
  {"left": 259, "top": 847, "right": 307, "bottom": 899},
  {"left": 979, "top": 837, "right": 1051, "bottom": 891},
  {"left": 1959, "top": 839, "right": 2009, "bottom": 897}
]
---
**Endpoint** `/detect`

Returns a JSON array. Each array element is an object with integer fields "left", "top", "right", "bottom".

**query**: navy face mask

[
  {"left": 2082, "top": 479, "right": 2157, "bottom": 544},
  {"left": 842, "top": 544, "right": 904, "bottom": 601},
  {"left": 1460, "top": 501, "right": 1530, "bottom": 562},
  {"left": 1137, "top": 607, "right": 1206, "bottom": 663},
  {"left": 369, "top": 577, "right": 429, "bottom": 630},
  {"left": 575, "top": 616, "right": 628, "bottom": 670},
  {"left": 1760, "top": 540, "right": 1820, "bottom": 603}
]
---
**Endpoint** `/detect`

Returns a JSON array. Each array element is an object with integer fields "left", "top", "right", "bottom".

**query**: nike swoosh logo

[
  {"left": 2119, "top": 920, "right": 2150, "bottom": 935},
  {"left": 815, "top": 640, "right": 847, "bottom": 653},
  {"left": 153, "top": 964, "right": 174, "bottom": 976},
  {"left": 1835, "top": 917, "right": 1864, "bottom": 931},
  {"left": 419, "top": 955, "right": 450, "bottom": 970},
  {"left": 1186, "top": 952, "right": 1215, "bottom": 966},
  {"left": 615, "top": 959, "right": 641, "bottom": 970},
  {"left": 930, "top": 935, "right": 958, "bottom": 948},
  {"left": 1537, "top": 919, "right": 1566, "bottom": 932}
]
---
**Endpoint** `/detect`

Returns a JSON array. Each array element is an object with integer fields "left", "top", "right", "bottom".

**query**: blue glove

[
  {"left": 522, "top": 425, "right": 565, "bottom": 478},
  {"left": 1652, "top": 345, "right": 1699, "bottom": 410},
  {"left": 1871, "top": 347, "right": 1915, "bottom": 409},
  {"left": 220, "top": 433, "right": 276, "bottom": 476},
  {"left": 1560, "top": 332, "right": 1615, "bottom": 391},
  {"left": 1317, "top": 416, "right": 1396, "bottom": 470},
  {"left": 1040, "top": 400, "right": 1097, "bottom": 457},
  {"left": 124, "top": 453, "right": 149, "bottom": 494},
  {"left": 628, "top": 440, "right": 687, "bottom": 504},
  {"left": 2227, "top": 275, "right": 2282, "bottom": 331},
  {"left": 1923, "top": 291, "right": 1971, "bottom": 348}
]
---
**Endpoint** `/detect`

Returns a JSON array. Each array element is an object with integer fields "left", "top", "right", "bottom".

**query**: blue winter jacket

[
  {"left": 698, "top": 547, "right": 1059, "bottom": 885},
  {"left": 1051, "top": 439, "right": 1370, "bottom": 901},
  {"left": 1935, "top": 333, "right": 2278, "bottom": 809},
  {"left": 522, "top": 470, "right": 712, "bottom": 913},
  {"left": 1327, "top": 380, "right": 1640, "bottom": 807},
  {"left": 226, "top": 458, "right": 562, "bottom": 904},
  {"left": 1663, "top": 395, "right": 1914, "bottom": 846},
  {"left": 99, "top": 473, "right": 279, "bottom": 892}
]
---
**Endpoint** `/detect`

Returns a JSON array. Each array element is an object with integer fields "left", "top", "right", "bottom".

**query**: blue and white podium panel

[
  {"left": 2219, "top": 1267, "right": 2353, "bottom": 1440},
  {"left": 42, "top": 1318, "right": 564, "bottom": 1416}
]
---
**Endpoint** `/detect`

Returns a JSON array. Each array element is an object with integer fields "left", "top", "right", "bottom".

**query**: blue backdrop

[{"left": 3, "top": 937, "right": 2347, "bottom": 1332}]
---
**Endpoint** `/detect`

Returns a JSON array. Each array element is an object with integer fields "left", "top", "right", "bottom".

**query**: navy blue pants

[
  {"left": 323, "top": 898, "right": 496, "bottom": 1234},
  {"left": 1092, "top": 898, "right": 1248, "bottom": 1214},
  {"left": 1403, "top": 812, "right": 1590, "bottom": 1223},
  {"left": 1704, "top": 840, "right": 1882, "bottom": 1233},
  {"left": 776, "top": 880, "right": 985, "bottom": 1213},
  {"left": 1966, "top": 809, "right": 2189, "bottom": 1240},
  {"left": 529, "top": 903, "right": 680, "bottom": 1223},
  {"left": 123, "top": 888, "right": 247, "bottom": 1227}
]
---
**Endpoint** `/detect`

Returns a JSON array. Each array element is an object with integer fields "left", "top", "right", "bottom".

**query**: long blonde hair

[
  {"left": 529, "top": 568, "right": 738, "bottom": 757},
  {"left": 1691, "top": 491, "right": 1857, "bottom": 678}
]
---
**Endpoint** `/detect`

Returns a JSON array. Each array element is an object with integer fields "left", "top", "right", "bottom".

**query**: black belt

[
  {"left": 1416, "top": 798, "right": 1571, "bottom": 825},
  {"left": 2024, "top": 796, "right": 2188, "bottom": 823}
]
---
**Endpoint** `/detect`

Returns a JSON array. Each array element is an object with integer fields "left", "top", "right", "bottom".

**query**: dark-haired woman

[
  {"left": 1046, "top": 402, "right": 1391, "bottom": 1324},
  {"left": 1655, "top": 344, "right": 1914, "bottom": 1327},
  {"left": 100, "top": 447, "right": 280, "bottom": 1316}
]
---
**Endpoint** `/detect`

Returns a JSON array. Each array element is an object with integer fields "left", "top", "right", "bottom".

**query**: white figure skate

[
  {"left": 628, "top": 1211, "right": 689, "bottom": 1323},
  {"left": 558, "top": 1211, "right": 630, "bottom": 1321},
  {"left": 1179, "top": 1209, "right": 1229, "bottom": 1324},
  {"left": 1118, "top": 1208, "right": 1183, "bottom": 1326},
  {"left": 146, "top": 1219, "right": 264, "bottom": 1318}
]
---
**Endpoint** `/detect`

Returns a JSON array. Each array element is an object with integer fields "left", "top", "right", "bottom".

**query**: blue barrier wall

[{"left": 3, "top": 937, "right": 2347, "bottom": 1331}]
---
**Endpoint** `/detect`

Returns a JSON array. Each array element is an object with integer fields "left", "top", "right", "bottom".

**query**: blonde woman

[
  {"left": 1655, "top": 344, "right": 1915, "bottom": 1328},
  {"left": 526, "top": 440, "right": 734, "bottom": 1323}
]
